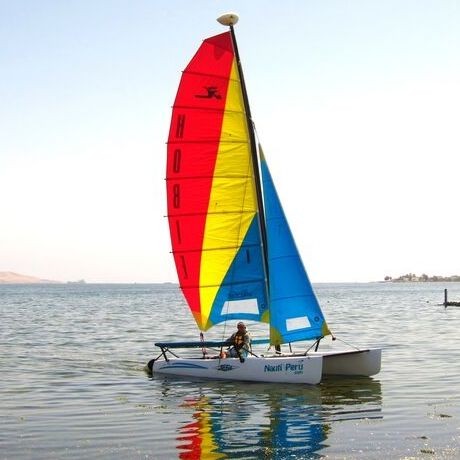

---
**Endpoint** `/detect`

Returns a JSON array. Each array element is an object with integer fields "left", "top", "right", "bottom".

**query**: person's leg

[{"left": 228, "top": 347, "right": 238, "bottom": 357}]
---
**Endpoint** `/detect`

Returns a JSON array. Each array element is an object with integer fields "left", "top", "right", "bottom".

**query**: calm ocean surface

[{"left": 1, "top": 282, "right": 459, "bottom": 459}]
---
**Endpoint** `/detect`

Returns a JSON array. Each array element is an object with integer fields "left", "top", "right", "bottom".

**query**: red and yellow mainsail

[{"left": 166, "top": 32, "right": 268, "bottom": 331}]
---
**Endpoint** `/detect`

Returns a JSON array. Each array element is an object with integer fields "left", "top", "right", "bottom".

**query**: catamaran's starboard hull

[
  {"left": 152, "top": 355, "right": 323, "bottom": 384},
  {"left": 313, "top": 348, "right": 382, "bottom": 377}
]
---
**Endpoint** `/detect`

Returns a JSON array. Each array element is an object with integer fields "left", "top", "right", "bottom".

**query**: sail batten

[
  {"left": 167, "top": 140, "right": 249, "bottom": 144},
  {"left": 172, "top": 242, "right": 261, "bottom": 250},
  {"left": 172, "top": 244, "right": 262, "bottom": 255},
  {"left": 178, "top": 278, "right": 266, "bottom": 290},
  {"left": 166, "top": 175, "right": 253, "bottom": 181},
  {"left": 168, "top": 106, "right": 246, "bottom": 114}
]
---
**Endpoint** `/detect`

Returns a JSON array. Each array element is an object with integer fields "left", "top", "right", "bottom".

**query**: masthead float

[{"left": 216, "top": 12, "right": 239, "bottom": 26}]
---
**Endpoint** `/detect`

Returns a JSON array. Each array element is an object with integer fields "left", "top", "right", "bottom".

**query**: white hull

[
  {"left": 152, "top": 355, "right": 323, "bottom": 384},
  {"left": 313, "top": 348, "right": 382, "bottom": 377}
]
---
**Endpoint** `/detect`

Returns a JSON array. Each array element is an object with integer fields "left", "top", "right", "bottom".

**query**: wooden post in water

[{"left": 444, "top": 288, "right": 460, "bottom": 307}]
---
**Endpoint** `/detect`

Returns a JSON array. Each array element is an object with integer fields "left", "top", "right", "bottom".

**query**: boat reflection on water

[
  {"left": 168, "top": 377, "right": 382, "bottom": 459},
  {"left": 320, "top": 376, "right": 383, "bottom": 422}
]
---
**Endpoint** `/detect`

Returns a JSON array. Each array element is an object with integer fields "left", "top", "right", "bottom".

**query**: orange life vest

[{"left": 233, "top": 331, "right": 248, "bottom": 350}]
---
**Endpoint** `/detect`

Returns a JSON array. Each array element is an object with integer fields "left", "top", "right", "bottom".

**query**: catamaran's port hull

[
  {"left": 313, "top": 348, "right": 382, "bottom": 377},
  {"left": 152, "top": 355, "right": 323, "bottom": 384}
]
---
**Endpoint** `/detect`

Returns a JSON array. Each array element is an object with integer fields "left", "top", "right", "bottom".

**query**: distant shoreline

[
  {"left": 3, "top": 270, "right": 460, "bottom": 285},
  {"left": 385, "top": 274, "right": 460, "bottom": 282}
]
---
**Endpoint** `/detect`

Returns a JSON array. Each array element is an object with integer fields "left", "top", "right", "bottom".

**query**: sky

[{"left": 1, "top": 0, "right": 459, "bottom": 283}]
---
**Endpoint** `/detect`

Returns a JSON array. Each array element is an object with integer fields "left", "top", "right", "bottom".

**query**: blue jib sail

[{"left": 260, "top": 147, "right": 330, "bottom": 345}]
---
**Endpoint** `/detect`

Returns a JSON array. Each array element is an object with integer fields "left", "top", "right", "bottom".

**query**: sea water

[{"left": 1, "top": 282, "right": 459, "bottom": 459}]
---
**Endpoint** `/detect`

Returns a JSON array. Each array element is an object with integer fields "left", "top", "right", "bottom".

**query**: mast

[{"left": 217, "top": 13, "right": 271, "bottom": 295}]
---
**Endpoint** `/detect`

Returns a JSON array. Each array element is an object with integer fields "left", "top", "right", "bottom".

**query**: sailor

[{"left": 225, "top": 322, "right": 251, "bottom": 360}]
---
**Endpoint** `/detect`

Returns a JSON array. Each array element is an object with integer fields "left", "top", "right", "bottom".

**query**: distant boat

[
  {"left": 147, "top": 13, "right": 381, "bottom": 384},
  {"left": 66, "top": 279, "right": 86, "bottom": 285}
]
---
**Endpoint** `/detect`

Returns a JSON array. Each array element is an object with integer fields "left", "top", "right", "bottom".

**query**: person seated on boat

[{"left": 225, "top": 322, "right": 251, "bottom": 359}]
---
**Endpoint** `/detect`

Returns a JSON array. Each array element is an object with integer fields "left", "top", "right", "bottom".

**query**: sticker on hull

[{"left": 264, "top": 362, "right": 304, "bottom": 375}]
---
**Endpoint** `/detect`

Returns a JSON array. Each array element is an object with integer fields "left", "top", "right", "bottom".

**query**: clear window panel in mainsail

[{"left": 221, "top": 299, "right": 259, "bottom": 315}]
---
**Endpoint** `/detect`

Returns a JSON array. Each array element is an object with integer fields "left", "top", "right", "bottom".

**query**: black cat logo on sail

[{"left": 195, "top": 86, "right": 222, "bottom": 99}]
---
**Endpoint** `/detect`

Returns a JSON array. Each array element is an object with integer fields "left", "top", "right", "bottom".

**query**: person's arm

[
  {"left": 225, "top": 333, "right": 235, "bottom": 345},
  {"left": 242, "top": 333, "right": 251, "bottom": 350}
]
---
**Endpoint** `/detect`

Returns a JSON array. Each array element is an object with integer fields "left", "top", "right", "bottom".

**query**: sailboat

[{"left": 148, "top": 13, "right": 381, "bottom": 384}]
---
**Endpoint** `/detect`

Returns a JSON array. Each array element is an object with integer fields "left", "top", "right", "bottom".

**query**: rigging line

[
  {"left": 333, "top": 336, "right": 360, "bottom": 350},
  {"left": 199, "top": 332, "right": 207, "bottom": 358},
  {"left": 305, "top": 338, "right": 322, "bottom": 354}
]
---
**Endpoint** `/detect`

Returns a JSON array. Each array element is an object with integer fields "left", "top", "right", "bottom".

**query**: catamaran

[{"left": 147, "top": 13, "right": 381, "bottom": 384}]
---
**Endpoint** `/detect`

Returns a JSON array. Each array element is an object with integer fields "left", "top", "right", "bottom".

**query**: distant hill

[{"left": 0, "top": 271, "right": 61, "bottom": 284}]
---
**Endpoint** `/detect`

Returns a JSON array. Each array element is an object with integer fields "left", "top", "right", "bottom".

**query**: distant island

[
  {"left": 0, "top": 271, "right": 61, "bottom": 284},
  {"left": 385, "top": 273, "right": 460, "bottom": 282}
]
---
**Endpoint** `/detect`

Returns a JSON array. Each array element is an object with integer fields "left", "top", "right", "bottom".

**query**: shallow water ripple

[{"left": 1, "top": 283, "right": 459, "bottom": 459}]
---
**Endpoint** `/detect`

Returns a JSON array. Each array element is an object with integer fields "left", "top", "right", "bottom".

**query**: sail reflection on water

[{"left": 173, "top": 378, "right": 382, "bottom": 458}]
